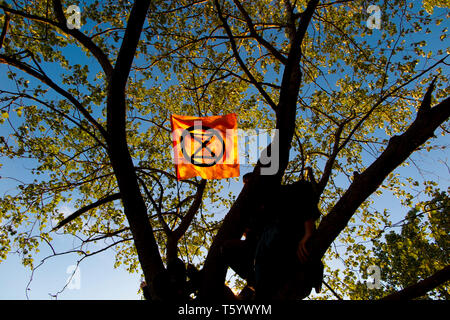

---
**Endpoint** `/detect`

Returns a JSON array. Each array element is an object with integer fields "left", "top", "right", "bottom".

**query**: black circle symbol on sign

[{"left": 180, "top": 125, "right": 225, "bottom": 167}]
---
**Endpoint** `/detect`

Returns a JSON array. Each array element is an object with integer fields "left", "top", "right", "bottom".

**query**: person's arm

[{"left": 297, "top": 218, "right": 316, "bottom": 263}]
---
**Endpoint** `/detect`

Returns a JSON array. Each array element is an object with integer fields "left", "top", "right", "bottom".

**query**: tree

[
  {"left": 345, "top": 191, "right": 449, "bottom": 300},
  {"left": 0, "top": 0, "right": 448, "bottom": 300}
]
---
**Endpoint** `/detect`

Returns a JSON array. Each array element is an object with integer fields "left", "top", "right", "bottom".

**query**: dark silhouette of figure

[
  {"left": 222, "top": 171, "right": 323, "bottom": 300},
  {"left": 254, "top": 180, "right": 323, "bottom": 300}
]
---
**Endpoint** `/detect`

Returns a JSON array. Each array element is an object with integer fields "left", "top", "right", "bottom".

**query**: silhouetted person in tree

[{"left": 254, "top": 180, "right": 323, "bottom": 300}]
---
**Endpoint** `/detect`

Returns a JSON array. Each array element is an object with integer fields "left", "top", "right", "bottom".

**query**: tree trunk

[{"left": 106, "top": 0, "right": 164, "bottom": 296}]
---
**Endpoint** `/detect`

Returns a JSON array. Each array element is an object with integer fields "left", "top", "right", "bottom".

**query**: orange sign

[{"left": 170, "top": 114, "right": 239, "bottom": 180}]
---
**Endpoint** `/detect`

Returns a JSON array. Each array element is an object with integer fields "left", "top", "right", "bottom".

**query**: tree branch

[
  {"left": 418, "top": 76, "right": 437, "bottom": 115},
  {"left": 104, "top": 0, "right": 165, "bottom": 293},
  {"left": 173, "top": 179, "right": 207, "bottom": 240},
  {"left": 214, "top": 0, "right": 278, "bottom": 111},
  {"left": 322, "top": 280, "right": 343, "bottom": 300},
  {"left": 282, "top": 0, "right": 297, "bottom": 42},
  {"left": 106, "top": 0, "right": 152, "bottom": 137},
  {"left": 232, "top": 0, "right": 288, "bottom": 64},
  {"left": 0, "top": 53, "right": 108, "bottom": 139},
  {"left": 0, "top": 3, "right": 113, "bottom": 77},
  {"left": 313, "top": 59, "right": 447, "bottom": 196},
  {"left": 0, "top": 89, "right": 107, "bottom": 149},
  {"left": 381, "top": 265, "right": 450, "bottom": 300},
  {"left": 136, "top": 167, "right": 196, "bottom": 186},
  {"left": 0, "top": 11, "right": 10, "bottom": 50},
  {"left": 274, "top": 0, "right": 319, "bottom": 177},
  {"left": 83, "top": 227, "right": 130, "bottom": 243},
  {"left": 52, "top": 193, "right": 121, "bottom": 231},
  {"left": 337, "top": 55, "right": 448, "bottom": 154},
  {"left": 166, "top": 179, "right": 206, "bottom": 261},
  {"left": 138, "top": 176, "right": 170, "bottom": 235},
  {"left": 310, "top": 86, "right": 450, "bottom": 262},
  {"left": 316, "top": 115, "right": 355, "bottom": 195}
]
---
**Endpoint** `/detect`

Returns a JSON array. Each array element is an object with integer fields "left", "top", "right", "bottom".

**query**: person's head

[{"left": 243, "top": 172, "right": 253, "bottom": 184}]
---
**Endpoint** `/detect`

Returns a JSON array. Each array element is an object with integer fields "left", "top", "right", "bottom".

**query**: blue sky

[{"left": 0, "top": 0, "right": 449, "bottom": 300}]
